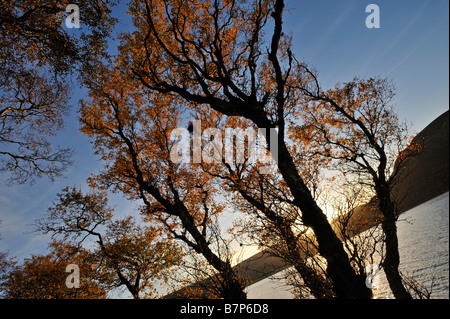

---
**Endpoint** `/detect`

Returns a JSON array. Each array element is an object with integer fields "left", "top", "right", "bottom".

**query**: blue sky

[{"left": 0, "top": 0, "right": 448, "bottom": 268}]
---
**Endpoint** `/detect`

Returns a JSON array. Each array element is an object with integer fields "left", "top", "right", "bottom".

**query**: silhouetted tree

[
  {"left": 1, "top": 240, "right": 106, "bottom": 299},
  {"left": 79, "top": 65, "right": 247, "bottom": 298},
  {"left": 118, "top": 0, "right": 371, "bottom": 298},
  {"left": 35, "top": 186, "right": 181, "bottom": 299},
  {"left": 293, "top": 74, "right": 422, "bottom": 299},
  {"left": 0, "top": 0, "right": 117, "bottom": 183}
]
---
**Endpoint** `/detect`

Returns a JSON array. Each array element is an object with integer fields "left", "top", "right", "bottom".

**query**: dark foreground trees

[
  {"left": 79, "top": 65, "right": 247, "bottom": 298},
  {"left": 0, "top": 0, "right": 426, "bottom": 299},
  {"left": 1, "top": 241, "right": 107, "bottom": 299},
  {"left": 118, "top": 0, "right": 371, "bottom": 298},
  {"left": 0, "top": 0, "right": 117, "bottom": 183},
  {"left": 293, "top": 75, "right": 422, "bottom": 298},
  {"left": 35, "top": 187, "right": 182, "bottom": 299}
]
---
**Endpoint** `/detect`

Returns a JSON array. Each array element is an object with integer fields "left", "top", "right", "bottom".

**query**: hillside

[
  {"left": 345, "top": 110, "right": 449, "bottom": 234},
  {"left": 394, "top": 110, "right": 449, "bottom": 212}
]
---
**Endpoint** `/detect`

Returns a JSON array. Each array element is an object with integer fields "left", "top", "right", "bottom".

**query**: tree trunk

[
  {"left": 218, "top": 263, "right": 247, "bottom": 299},
  {"left": 284, "top": 232, "right": 335, "bottom": 298},
  {"left": 175, "top": 201, "right": 247, "bottom": 299},
  {"left": 236, "top": 181, "right": 333, "bottom": 298},
  {"left": 377, "top": 184, "right": 413, "bottom": 299},
  {"left": 276, "top": 140, "right": 372, "bottom": 299}
]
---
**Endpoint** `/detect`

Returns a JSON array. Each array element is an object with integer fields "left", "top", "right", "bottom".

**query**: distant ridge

[
  {"left": 394, "top": 110, "right": 449, "bottom": 213},
  {"left": 346, "top": 110, "right": 449, "bottom": 233},
  {"left": 164, "top": 110, "right": 449, "bottom": 298}
]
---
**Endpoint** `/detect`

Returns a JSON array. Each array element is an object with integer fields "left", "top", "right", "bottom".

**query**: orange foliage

[
  {"left": 1, "top": 241, "right": 106, "bottom": 299},
  {"left": 79, "top": 62, "right": 246, "bottom": 298}
]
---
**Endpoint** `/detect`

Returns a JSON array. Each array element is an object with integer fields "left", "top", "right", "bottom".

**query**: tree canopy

[{"left": 0, "top": 0, "right": 434, "bottom": 300}]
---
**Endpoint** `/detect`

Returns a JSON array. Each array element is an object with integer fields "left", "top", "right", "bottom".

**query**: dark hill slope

[
  {"left": 346, "top": 110, "right": 449, "bottom": 234},
  {"left": 394, "top": 110, "right": 449, "bottom": 213}
]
